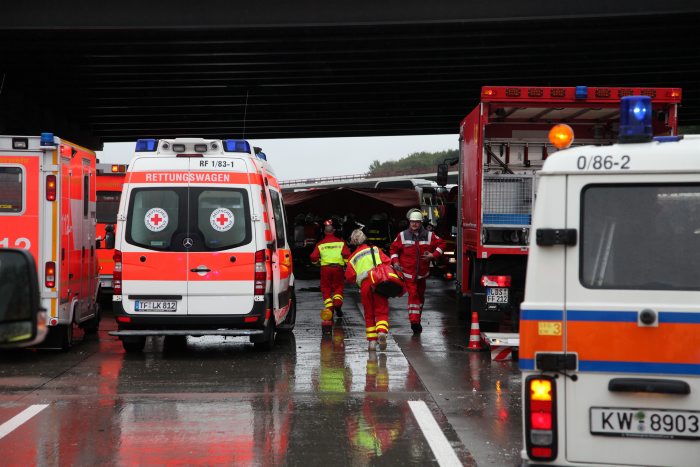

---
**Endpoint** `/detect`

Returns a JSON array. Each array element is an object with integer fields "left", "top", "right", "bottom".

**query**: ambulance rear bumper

[{"left": 109, "top": 329, "right": 264, "bottom": 337}]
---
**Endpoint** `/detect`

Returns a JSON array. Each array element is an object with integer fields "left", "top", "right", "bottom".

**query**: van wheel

[
  {"left": 46, "top": 324, "right": 73, "bottom": 350},
  {"left": 122, "top": 336, "right": 146, "bottom": 353},
  {"left": 253, "top": 319, "right": 276, "bottom": 352},
  {"left": 277, "top": 290, "right": 296, "bottom": 333},
  {"left": 81, "top": 303, "right": 101, "bottom": 335}
]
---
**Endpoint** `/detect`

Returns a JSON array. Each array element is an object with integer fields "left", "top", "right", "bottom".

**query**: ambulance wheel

[
  {"left": 47, "top": 324, "right": 73, "bottom": 351},
  {"left": 277, "top": 290, "right": 296, "bottom": 333},
  {"left": 122, "top": 336, "right": 146, "bottom": 353},
  {"left": 253, "top": 319, "right": 276, "bottom": 352},
  {"left": 82, "top": 303, "right": 101, "bottom": 335}
]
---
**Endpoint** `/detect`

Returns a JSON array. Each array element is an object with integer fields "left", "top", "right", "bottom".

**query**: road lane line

[
  {"left": 408, "top": 400, "right": 463, "bottom": 467},
  {"left": 0, "top": 404, "right": 49, "bottom": 440}
]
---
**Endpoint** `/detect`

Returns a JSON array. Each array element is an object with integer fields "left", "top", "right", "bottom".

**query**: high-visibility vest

[
  {"left": 349, "top": 246, "right": 382, "bottom": 286},
  {"left": 318, "top": 241, "right": 346, "bottom": 266}
]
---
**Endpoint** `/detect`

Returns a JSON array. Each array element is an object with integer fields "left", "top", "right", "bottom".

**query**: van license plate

[
  {"left": 591, "top": 407, "right": 700, "bottom": 440},
  {"left": 486, "top": 288, "right": 508, "bottom": 303},
  {"left": 135, "top": 300, "right": 177, "bottom": 312}
]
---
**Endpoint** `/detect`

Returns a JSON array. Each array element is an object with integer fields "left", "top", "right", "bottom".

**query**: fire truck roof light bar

[
  {"left": 619, "top": 96, "right": 652, "bottom": 144},
  {"left": 480, "top": 86, "right": 682, "bottom": 103}
]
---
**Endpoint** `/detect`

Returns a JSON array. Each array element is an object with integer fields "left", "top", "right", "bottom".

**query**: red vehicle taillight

[
  {"left": 113, "top": 250, "right": 122, "bottom": 294},
  {"left": 254, "top": 249, "right": 267, "bottom": 296},
  {"left": 481, "top": 275, "right": 511, "bottom": 287},
  {"left": 45, "top": 261, "right": 56, "bottom": 288},
  {"left": 525, "top": 376, "right": 557, "bottom": 461},
  {"left": 46, "top": 175, "right": 57, "bottom": 201}
]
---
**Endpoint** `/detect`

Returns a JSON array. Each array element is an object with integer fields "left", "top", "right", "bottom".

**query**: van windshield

[
  {"left": 96, "top": 191, "right": 121, "bottom": 224},
  {"left": 126, "top": 187, "right": 251, "bottom": 252},
  {"left": 581, "top": 183, "right": 700, "bottom": 291}
]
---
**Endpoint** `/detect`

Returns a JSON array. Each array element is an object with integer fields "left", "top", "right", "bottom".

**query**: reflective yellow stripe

[
  {"left": 376, "top": 320, "right": 389, "bottom": 329},
  {"left": 318, "top": 241, "right": 346, "bottom": 266},
  {"left": 366, "top": 326, "right": 376, "bottom": 332},
  {"left": 366, "top": 332, "right": 378, "bottom": 338},
  {"left": 350, "top": 247, "right": 382, "bottom": 286},
  {"left": 332, "top": 294, "right": 343, "bottom": 300}
]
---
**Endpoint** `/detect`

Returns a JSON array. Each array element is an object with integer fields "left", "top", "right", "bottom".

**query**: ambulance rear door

[
  {"left": 186, "top": 156, "right": 255, "bottom": 316},
  {"left": 564, "top": 172, "right": 700, "bottom": 467},
  {"left": 121, "top": 157, "right": 189, "bottom": 316}
]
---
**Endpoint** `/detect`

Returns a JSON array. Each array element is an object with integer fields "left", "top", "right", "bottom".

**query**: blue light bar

[
  {"left": 653, "top": 135, "right": 683, "bottom": 143},
  {"left": 223, "top": 140, "right": 251, "bottom": 153},
  {"left": 575, "top": 86, "right": 588, "bottom": 99},
  {"left": 135, "top": 139, "right": 158, "bottom": 152},
  {"left": 619, "top": 96, "right": 652, "bottom": 143},
  {"left": 257, "top": 152, "right": 267, "bottom": 161},
  {"left": 40, "top": 132, "right": 55, "bottom": 146}
]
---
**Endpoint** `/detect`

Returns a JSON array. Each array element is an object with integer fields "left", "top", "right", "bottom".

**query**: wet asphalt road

[{"left": 0, "top": 278, "right": 521, "bottom": 466}]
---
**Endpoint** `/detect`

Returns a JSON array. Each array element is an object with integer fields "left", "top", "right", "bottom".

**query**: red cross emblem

[
  {"left": 216, "top": 213, "right": 229, "bottom": 226},
  {"left": 151, "top": 213, "right": 163, "bottom": 225}
]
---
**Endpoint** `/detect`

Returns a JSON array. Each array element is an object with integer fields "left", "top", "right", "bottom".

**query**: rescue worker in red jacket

[
  {"left": 310, "top": 219, "right": 351, "bottom": 331},
  {"left": 345, "top": 229, "right": 391, "bottom": 351},
  {"left": 389, "top": 209, "right": 445, "bottom": 334}
]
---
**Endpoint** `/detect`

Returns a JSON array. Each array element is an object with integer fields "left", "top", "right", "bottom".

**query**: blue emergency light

[
  {"left": 619, "top": 96, "right": 652, "bottom": 143},
  {"left": 575, "top": 86, "right": 588, "bottom": 99},
  {"left": 135, "top": 139, "right": 158, "bottom": 152},
  {"left": 40, "top": 132, "right": 55, "bottom": 146},
  {"left": 257, "top": 152, "right": 267, "bottom": 161},
  {"left": 223, "top": 139, "right": 251, "bottom": 153}
]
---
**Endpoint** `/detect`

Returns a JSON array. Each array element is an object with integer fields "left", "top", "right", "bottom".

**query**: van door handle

[
  {"left": 609, "top": 378, "right": 690, "bottom": 395},
  {"left": 190, "top": 267, "right": 211, "bottom": 273}
]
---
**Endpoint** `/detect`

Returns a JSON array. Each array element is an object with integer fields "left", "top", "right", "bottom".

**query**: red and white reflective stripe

[
  {"left": 435, "top": 247, "right": 443, "bottom": 255},
  {"left": 390, "top": 253, "right": 398, "bottom": 260}
]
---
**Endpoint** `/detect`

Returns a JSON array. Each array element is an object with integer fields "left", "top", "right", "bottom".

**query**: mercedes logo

[{"left": 183, "top": 238, "right": 193, "bottom": 248}]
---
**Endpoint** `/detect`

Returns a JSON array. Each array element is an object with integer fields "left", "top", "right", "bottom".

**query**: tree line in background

[{"left": 367, "top": 149, "right": 458, "bottom": 177}]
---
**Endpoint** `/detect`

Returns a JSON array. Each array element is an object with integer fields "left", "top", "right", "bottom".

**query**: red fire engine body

[
  {"left": 96, "top": 163, "right": 127, "bottom": 301},
  {"left": 0, "top": 133, "right": 100, "bottom": 348},
  {"left": 453, "top": 86, "right": 681, "bottom": 330}
]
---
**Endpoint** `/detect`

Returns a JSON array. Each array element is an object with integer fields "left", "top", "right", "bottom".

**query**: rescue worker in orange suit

[
  {"left": 389, "top": 209, "right": 446, "bottom": 334},
  {"left": 345, "top": 229, "right": 391, "bottom": 351},
  {"left": 310, "top": 219, "right": 351, "bottom": 332}
]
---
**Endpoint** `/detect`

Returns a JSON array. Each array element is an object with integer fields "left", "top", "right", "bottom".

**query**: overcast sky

[{"left": 96, "top": 134, "right": 458, "bottom": 181}]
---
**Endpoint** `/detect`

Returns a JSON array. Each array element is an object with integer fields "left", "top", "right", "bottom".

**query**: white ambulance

[
  {"left": 520, "top": 96, "right": 700, "bottom": 466},
  {"left": 109, "top": 138, "right": 295, "bottom": 353}
]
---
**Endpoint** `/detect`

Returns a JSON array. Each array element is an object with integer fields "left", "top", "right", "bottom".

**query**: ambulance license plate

[
  {"left": 590, "top": 407, "right": 700, "bottom": 440},
  {"left": 486, "top": 287, "right": 508, "bottom": 303},
  {"left": 134, "top": 300, "right": 177, "bottom": 312}
]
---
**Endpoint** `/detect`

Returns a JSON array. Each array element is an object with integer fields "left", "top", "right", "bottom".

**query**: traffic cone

[{"left": 467, "top": 311, "right": 484, "bottom": 351}]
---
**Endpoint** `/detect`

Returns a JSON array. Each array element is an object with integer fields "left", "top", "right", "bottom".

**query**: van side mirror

[
  {"left": 437, "top": 163, "right": 448, "bottom": 187},
  {"left": 0, "top": 249, "right": 46, "bottom": 347},
  {"left": 104, "top": 224, "right": 115, "bottom": 250}
]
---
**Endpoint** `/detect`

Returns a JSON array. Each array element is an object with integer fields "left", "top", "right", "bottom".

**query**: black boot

[
  {"left": 335, "top": 306, "right": 343, "bottom": 318},
  {"left": 411, "top": 323, "right": 423, "bottom": 334}
]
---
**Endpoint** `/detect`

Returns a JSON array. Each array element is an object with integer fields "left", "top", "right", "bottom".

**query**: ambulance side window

[
  {"left": 126, "top": 188, "right": 181, "bottom": 250},
  {"left": 83, "top": 175, "right": 90, "bottom": 218},
  {"left": 0, "top": 167, "right": 23, "bottom": 214},
  {"left": 269, "top": 190, "right": 287, "bottom": 248},
  {"left": 195, "top": 188, "right": 250, "bottom": 251}
]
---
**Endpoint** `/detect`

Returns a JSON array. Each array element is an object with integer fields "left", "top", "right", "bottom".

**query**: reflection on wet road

[{"left": 0, "top": 278, "right": 520, "bottom": 466}]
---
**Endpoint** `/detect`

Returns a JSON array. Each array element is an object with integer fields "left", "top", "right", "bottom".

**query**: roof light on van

[
  {"left": 575, "top": 86, "right": 588, "bottom": 99},
  {"left": 548, "top": 124, "right": 574, "bottom": 149},
  {"left": 172, "top": 144, "right": 186, "bottom": 153},
  {"left": 135, "top": 139, "right": 157, "bottom": 152},
  {"left": 194, "top": 144, "right": 208, "bottom": 153},
  {"left": 223, "top": 140, "right": 251, "bottom": 153},
  {"left": 619, "top": 96, "right": 652, "bottom": 143},
  {"left": 257, "top": 152, "right": 267, "bottom": 161},
  {"left": 40, "top": 132, "right": 55, "bottom": 147}
]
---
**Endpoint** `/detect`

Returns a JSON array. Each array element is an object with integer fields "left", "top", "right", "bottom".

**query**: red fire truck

[
  {"left": 96, "top": 163, "right": 127, "bottom": 303},
  {"left": 0, "top": 133, "right": 100, "bottom": 348},
  {"left": 439, "top": 86, "right": 681, "bottom": 331}
]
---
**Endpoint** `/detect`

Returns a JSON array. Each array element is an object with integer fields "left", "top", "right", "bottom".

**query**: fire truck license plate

[
  {"left": 590, "top": 407, "right": 700, "bottom": 440},
  {"left": 486, "top": 288, "right": 508, "bottom": 303},
  {"left": 135, "top": 300, "right": 177, "bottom": 311}
]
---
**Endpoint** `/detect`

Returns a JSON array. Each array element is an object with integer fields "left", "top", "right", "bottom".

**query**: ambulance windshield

[
  {"left": 581, "top": 183, "right": 700, "bottom": 291},
  {"left": 96, "top": 191, "right": 121, "bottom": 224}
]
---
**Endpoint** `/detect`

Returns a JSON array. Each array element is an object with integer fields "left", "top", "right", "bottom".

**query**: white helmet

[{"left": 407, "top": 209, "right": 423, "bottom": 222}]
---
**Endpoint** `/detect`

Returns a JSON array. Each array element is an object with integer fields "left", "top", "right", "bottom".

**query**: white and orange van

[
  {"left": 109, "top": 138, "right": 295, "bottom": 352},
  {"left": 0, "top": 133, "right": 100, "bottom": 349}
]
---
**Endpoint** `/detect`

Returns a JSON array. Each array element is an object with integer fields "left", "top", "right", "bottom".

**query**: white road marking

[
  {"left": 0, "top": 404, "right": 49, "bottom": 440},
  {"left": 409, "top": 400, "right": 463, "bottom": 467}
]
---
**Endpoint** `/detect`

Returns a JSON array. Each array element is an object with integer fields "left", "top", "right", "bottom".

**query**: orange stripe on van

[
  {"left": 125, "top": 172, "right": 252, "bottom": 185},
  {"left": 519, "top": 320, "right": 564, "bottom": 360},
  {"left": 122, "top": 252, "right": 187, "bottom": 281},
  {"left": 567, "top": 321, "right": 700, "bottom": 365}
]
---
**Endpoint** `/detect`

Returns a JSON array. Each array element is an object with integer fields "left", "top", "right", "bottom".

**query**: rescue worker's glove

[
  {"left": 392, "top": 263, "right": 402, "bottom": 272},
  {"left": 421, "top": 251, "right": 434, "bottom": 262}
]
